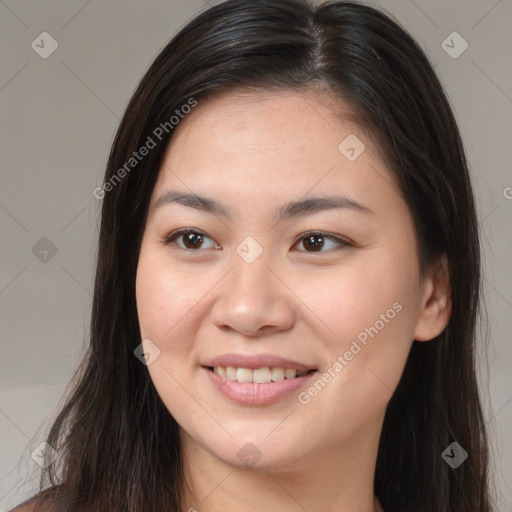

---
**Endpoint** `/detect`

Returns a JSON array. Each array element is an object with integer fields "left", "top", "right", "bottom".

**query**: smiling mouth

[{"left": 206, "top": 366, "right": 317, "bottom": 384}]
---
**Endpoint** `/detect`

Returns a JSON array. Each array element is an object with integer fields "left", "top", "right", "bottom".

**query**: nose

[{"left": 210, "top": 248, "right": 296, "bottom": 337}]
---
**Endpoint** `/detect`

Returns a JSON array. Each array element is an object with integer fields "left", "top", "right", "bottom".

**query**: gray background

[{"left": 0, "top": 0, "right": 510, "bottom": 510}]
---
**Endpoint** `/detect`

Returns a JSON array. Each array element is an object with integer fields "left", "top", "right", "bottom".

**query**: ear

[{"left": 413, "top": 253, "right": 452, "bottom": 342}]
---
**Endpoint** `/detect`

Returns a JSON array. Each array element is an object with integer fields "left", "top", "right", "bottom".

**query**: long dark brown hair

[{"left": 16, "top": 0, "right": 495, "bottom": 510}]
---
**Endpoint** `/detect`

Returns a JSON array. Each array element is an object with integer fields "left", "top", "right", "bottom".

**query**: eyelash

[{"left": 161, "top": 228, "right": 352, "bottom": 254}]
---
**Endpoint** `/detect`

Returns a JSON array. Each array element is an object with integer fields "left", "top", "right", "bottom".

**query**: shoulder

[
  {"left": 9, "top": 500, "right": 37, "bottom": 512},
  {"left": 9, "top": 490, "right": 55, "bottom": 512}
]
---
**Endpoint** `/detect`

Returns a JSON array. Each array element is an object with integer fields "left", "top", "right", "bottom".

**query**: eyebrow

[{"left": 152, "top": 189, "right": 374, "bottom": 221}]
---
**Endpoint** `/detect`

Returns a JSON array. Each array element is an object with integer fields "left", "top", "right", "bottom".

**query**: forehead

[
  {"left": 151, "top": 88, "right": 404, "bottom": 220},
  {"left": 167, "top": 88, "right": 366, "bottom": 156}
]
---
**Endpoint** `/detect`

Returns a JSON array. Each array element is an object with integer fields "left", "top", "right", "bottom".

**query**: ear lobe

[{"left": 413, "top": 254, "right": 452, "bottom": 342}]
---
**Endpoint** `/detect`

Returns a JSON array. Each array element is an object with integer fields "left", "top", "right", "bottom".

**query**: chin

[{"left": 202, "top": 432, "right": 311, "bottom": 472}]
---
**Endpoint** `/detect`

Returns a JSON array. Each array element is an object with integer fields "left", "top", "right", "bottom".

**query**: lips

[
  {"left": 200, "top": 353, "right": 318, "bottom": 405},
  {"left": 203, "top": 365, "right": 318, "bottom": 405}
]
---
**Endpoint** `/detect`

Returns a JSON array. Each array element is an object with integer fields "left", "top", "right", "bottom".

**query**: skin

[{"left": 135, "top": 88, "right": 452, "bottom": 512}]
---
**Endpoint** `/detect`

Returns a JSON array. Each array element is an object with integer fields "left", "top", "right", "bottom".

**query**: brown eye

[
  {"left": 294, "top": 232, "right": 351, "bottom": 253},
  {"left": 302, "top": 234, "right": 325, "bottom": 252},
  {"left": 181, "top": 232, "right": 204, "bottom": 250},
  {"left": 163, "top": 229, "right": 220, "bottom": 251}
]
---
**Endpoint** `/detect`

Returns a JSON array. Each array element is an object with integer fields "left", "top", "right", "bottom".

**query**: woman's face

[{"left": 136, "top": 89, "right": 433, "bottom": 472}]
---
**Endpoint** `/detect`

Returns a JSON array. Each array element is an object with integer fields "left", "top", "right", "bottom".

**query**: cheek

[
  {"left": 136, "top": 245, "right": 207, "bottom": 346},
  {"left": 294, "top": 252, "right": 418, "bottom": 412},
  {"left": 295, "top": 254, "right": 414, "bottom": 345},
  {"left": 135, "top": 249, "right": 207, "bottom": 423}
]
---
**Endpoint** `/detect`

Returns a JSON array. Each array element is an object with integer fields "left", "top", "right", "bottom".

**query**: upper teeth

[{"left": 213, "top": 366, "right": 308, "bottom": 383}]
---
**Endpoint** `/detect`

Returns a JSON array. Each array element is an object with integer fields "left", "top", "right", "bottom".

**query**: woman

[{"left": 13, "top": 0, "right": 494, "bottom": 510}]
